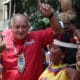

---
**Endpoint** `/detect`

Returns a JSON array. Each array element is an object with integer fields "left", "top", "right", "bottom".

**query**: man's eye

[
  {"left": 22, "top": 26, "right": 27, "bottom": 29},
  {"left": 14, "top": 25, "right": 28, "bottom": 30},
  {"left": 15, "top": 26, "right": 20, "bottom": 29}
]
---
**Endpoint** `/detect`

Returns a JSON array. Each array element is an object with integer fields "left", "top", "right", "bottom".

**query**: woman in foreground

[{"left": 38, "top": 39, "right": 80, "bottom": 80}]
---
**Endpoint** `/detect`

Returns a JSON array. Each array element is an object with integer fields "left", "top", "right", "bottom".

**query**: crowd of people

[{"left": 0, "top": 0, "right": 80, "bottom": 80}]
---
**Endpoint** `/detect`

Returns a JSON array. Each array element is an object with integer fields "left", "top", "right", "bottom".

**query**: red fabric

[
  {"left": 56, "top": 33, "right": 62, "bottom": 40},
  {"left": 56, "top": 33, "right": 76, "bottom": 43},
  {"left": 1, "top": 28, "right": 53, "bottom": 80},
  {"left": 69, "top": 37, "right": 76, "bottom": 43}
]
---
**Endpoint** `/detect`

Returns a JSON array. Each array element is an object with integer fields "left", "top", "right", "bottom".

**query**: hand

[
  {"left": 0, "top": 42, "right": 6, "bottom": 53},
  {"left": 38, "top": 0, "right": 54, "bottom": 18},
  {"left": 74, "top": 30, "right": 80, "bottom": 41},
  {"left": 0, "top": 34, "right": 6, "bottom": 53},
  {"left": 64, "top": 23, "right": 76, "bottom": 33}
]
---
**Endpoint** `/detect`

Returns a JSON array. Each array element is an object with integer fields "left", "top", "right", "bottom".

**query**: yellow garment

[{"left": 38, "top": 64, "right": 68, "bottom": 80}]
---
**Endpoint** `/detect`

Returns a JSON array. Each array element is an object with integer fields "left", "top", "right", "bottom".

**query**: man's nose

[{"left": 18, "top": 26, "right": 23, "bottom": 31}]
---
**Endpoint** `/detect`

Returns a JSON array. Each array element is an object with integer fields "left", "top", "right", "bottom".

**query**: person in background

[
  {"left": 45, "top": 0, "right": 78, "bottom": 69},
  {"left": 38, "top": 39, "right": 80, "bottom": 80},
  {"left": 74, "top": 30, "right": 80, "bottom": 72},
  {"left": 0, "top": 0, "right": 62, "bottom": 80},
  {"left": 56, "top": 0, "right": 77, "bottom": 66}
]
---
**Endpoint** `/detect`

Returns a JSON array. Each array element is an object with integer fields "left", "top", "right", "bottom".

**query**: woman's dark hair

[
  {"left": 73, "top": 0, "right": 80, "bottom": 28},
  {"left": 59, "top": 46, "right": 77, "bottom": 64}
]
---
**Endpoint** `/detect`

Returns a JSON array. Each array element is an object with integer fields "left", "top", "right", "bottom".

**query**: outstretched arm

[{"left": 38, "top": 0, "right": 62, "bottom": 34}]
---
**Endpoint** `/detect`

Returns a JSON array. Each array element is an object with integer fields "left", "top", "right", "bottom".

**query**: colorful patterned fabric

[{"left": 38, "top": 64, "right": 68, "bottom": 80}]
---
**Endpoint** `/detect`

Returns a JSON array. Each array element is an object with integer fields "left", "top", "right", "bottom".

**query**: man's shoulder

[
  {"left": 29, "top": 28, "right": 52, "bottom": 34},
  {"left": 2, "top": 29, "right": 12, "bottom": 36},
  {"left": 2, "top": 29, "right": 12, "bottom": 41}
]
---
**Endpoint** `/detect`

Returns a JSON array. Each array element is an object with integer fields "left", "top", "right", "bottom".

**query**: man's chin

[{"left": 15, "top": 36, "right": 25, "bottom": 40}]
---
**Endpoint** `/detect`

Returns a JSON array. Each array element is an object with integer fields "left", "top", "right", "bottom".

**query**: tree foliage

[{"left": 15, "top": 0, "right": 80, "bottom": 30}]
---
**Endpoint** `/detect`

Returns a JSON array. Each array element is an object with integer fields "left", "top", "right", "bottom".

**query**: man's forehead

[
  {"left": 13, "top": 14, "right": 27, "bottom": 20},
  {"left": 12, "top": 14, "right": 28, "bottom": 24}
]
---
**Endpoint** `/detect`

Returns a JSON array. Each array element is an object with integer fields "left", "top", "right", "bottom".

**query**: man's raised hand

[{"left": 38, "top": 0, "right": 54, "bottom": 18}]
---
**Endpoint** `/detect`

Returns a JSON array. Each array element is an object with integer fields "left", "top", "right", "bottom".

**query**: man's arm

[{"left": 38, "top": 0, "right": 62, "bottom": 34}]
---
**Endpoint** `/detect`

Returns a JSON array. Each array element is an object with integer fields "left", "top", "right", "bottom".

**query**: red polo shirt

[{"left": 2, "top": 28, "right": 53, "bottom": 80}]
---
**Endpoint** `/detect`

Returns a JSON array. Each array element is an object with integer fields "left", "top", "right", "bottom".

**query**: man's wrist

[{"left": 47, "top": 12, "right": 54, "bottom": 19}]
